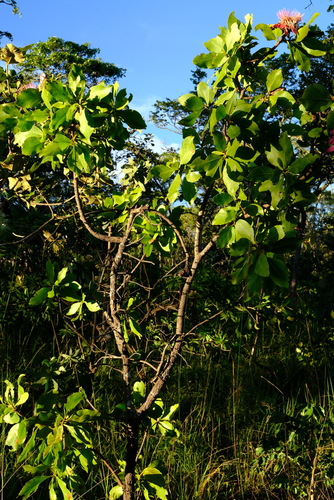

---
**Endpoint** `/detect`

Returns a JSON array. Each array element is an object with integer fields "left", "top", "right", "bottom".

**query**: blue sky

[{"left": 1, "top": 0, "right": 333, "bottom": 149}]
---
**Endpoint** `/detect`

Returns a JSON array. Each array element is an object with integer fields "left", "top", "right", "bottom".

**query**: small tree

[{"left": 1, "top": 9, "right": 334, "bottom": 500}]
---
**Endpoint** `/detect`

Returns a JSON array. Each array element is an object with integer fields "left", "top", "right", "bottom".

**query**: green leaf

[
  {"left": 268, "top": 257, "right": 289, "bottom": 287},
  {"left": 56, "top": 477, "right": 73, "bottom": 500},
  {"left": 129, "top": 317, "right": 142, "bottom": 338},
  {"left": 149, "top": 163, "right": 178, "bottom": 182},
  {"left": 46, "top": 259, "right": 55, "bottom": 284},
  {"left": 235, "top": 219, "right": 255, "bottom": 243},
  {"left": 15, "top": 125, "right": 43, "bottom": 148},
  {"left": 141, "top": 466, "right": 167, "bottom": 500},
  {"left": 223, "top": 165, "right": 239, "bottom": 197},
  {"left": 3, "top": 412, "right": 20, "bottom": 424},
  {"left": 67, "top": 302, "right": 82, "bottom": 316},
  {"left": 289, "top": 154, "right": 318, "bottom": 174},
  {"left": 255, "top": 23, "right": 277, "bottom": 41},
  {"left": 85, "top": 300, "right": 101, "bottom": 312},
  {"left": 29, "top": 287, "right": 50, "bottom": 306},
  {"left": 64, "top": 392, "right": 84, "bottom": 413},
  {"left": 301, "top": 84, "right": 332, "bottom": 112},
  {"left": 181, "top": 177, "right": 197, "bottom": 203},
  {"left": 17, "top": 89, "right": 42, "bottom": 109},
  {"left": 109, "top": 485, "right": 123, "bottom": 500},
  {"left": 167, "top": 173, "right": 181, "bottom": 203},
  {"left": 327, "top": 110, "right": 334, "bottom": 130},
  {"left": 56, "top": 267, "right": 68, "bottom": 284},
  {"left": 197, "top": 81, "right": 215, "bottom": 105},
  {"left": 88, "top": 81, "right": 111, "bottom": 100},
  {"left": 266, "top": 132, "right": 293, "bottom": 170},
  {"left": 301, "top": 37, "right": 326, "bottom": 57},
  {"left": 5, "top": 420, "right": 27, "bottom": 450},
  {"left": 255, "top": 254, "right": 270, "bottom": 277},
  {"left": 76, "top": 109, "right": 95, "bottom": 141},
  {"left": 120, "top": 109, "right": 146, "bottom": 129},
  {"left": 217, "top": 226, "right": 234, "bottom": 248},
  {"left": 48, "top": 81, "right": 72, "bottom": 102},
  {"left": 180, "top": 136, "right": 195, "bottom": 165},
  {"left": 212, "top": 206, "right": 238, "bottom": 225},
  {"left": 18, "top": 476, "right": 50, "bottom": 500},
  {"left": 266, "top": 69, "right": 283, "bottom": 93}
]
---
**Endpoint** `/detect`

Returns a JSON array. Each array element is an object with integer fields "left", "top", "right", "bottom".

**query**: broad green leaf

[
  {"left": 255, "top": 254, "right": 270, "bottom": 277},
  {"left": 56, "top": 477, "right": 73, "bottom": 500},
  {"left": 223, "top": 165, "right": 239, "bottom": 197},
  {"left": 88, "top": 81, "right": 111, "bottom": 100},
  {"left": 3, "top": 412, "right": 20, "bottom": 424},
  {"left": 212, "top": 206, "right": 238, "bottom": 225},
  {"left": 149, "top": 163, "right": 178, "bottom": 182},
  {"left": 109, "top": 485, "right": 123, "bottom": 500},
  {"left": 217, "top": 226, "right": 234, "bottom": 248},
  {"left": 56, "top": 267, "right": 68, "bottom": 284},
  {"left": 213, "top": 192, "right": 234, "bottom": 206},
  {"left": 141, "top": 466, "right": 167, "bottom": 500},
  {"left": 129, "top": 317, "right": 142, "bottom": 338},
  {"left": 266, "top": 69, "right": 283, "bottom": 93},
  {"left": 16, "top": 392, "right": 29, "bottom": 406},
  {"left": 197, "top": 81, "right": 216, "bottom": 105},
  {"left": 48, "top": 81, "right": 72, "bottom": 102},
  {"left": 180, "top": 136, "right": 195, "bottom": 165},
  {"left": 29, "top": 287, "right": 50, "bottom": 306},
  {"left": 67, "top": 302, "right": 82, "bottom": 316},
  {"left": 266, "top": 132, "right": 293, "bottom": 170},
  {"left": 181, "top": 177, "right": 197, "bottom": 203},
  {"left": 46, "top": 259, "right": 55, "bottom": 284},
  {"left": 15, "top": 125, "right": 43, "bottom": 148},
  {"left": 17, "top": 89, "right": 42, "bottom": 108},
  {"left": 289, "top": 154, "right": 318, "bottom": 174},
  {"left": 301, "top": 84, "right": 332, "bottom": 112},
  {"left": 133, "top": 381, "right": 146, "bottom": 398},
  {"left": 5, "top": 420, "right": 26, "bottom": 450},
  {"left": 18, "top": 476, "right": 50, "bottom": 500},
  {"left": 255, "top": 23, "right": 277, "bottom": 41},
  {"left": 235, "top": 219, "right": 255, "bottom": 243},
  {"left": 268, "top": 257, "right": 289, "bottom": 287},
  {"left": 167, "top": 173, "right": 181, "bottom": 203},
  {"left": 17, "top": 432, "right": 36, "bottom": 464},
  {"left": 327, "top": 110, "right": 334, "bottom": 129},
  {"left": 76, "top": 109, "right": 94, "bottom": 141},
  {"left": 120, "top": 109, "right": 146, "bottom": 129},
  {"left": 64, "top": 392, "right": 84, "bottom": 413},
  {"left": 85, "top": 300, "right": 101, "bottom": 312},
  {"left": 21, "top": 136, "right": 43, "bottom": 156},
  {"left": 301, "top": 37, "right": 326, "bottom": 57}
]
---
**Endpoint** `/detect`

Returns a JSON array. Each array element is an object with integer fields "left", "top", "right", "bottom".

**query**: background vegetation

[{"left": 0, "top": 4, "right": 334, "bottom": 500}]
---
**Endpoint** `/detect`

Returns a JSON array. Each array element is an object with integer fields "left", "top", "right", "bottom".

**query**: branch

[{"left": 73, "top": 174, "right": 123, "bottom": 243}]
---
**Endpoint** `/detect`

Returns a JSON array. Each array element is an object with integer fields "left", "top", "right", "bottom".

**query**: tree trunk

[{"left": 123, "top": 418, "right": 139, "bottom": 500}]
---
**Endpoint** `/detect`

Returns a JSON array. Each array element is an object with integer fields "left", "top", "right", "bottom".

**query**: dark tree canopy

[{"left": 18, "top": 37, "right": 126, "bottom": 85}]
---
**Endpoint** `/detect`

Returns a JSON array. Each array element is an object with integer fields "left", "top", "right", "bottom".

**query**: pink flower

[
  {"left": 326, "top": 130, "right": 334, "bottom": 153},
  {"left": 17, "top": 82, "right": 38, "bottom": 94},
  {"left": 272, "top": 9, "right": 303, "bottom": 35}
]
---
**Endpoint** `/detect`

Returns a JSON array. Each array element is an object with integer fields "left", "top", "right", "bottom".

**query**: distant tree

[{"left": 17, "top": 37, "right": 126, "bottom": 85}]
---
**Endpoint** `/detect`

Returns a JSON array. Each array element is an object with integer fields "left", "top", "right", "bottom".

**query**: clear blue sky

[{"left": 1, "top": 0, "right": 333, "bottom": 148}]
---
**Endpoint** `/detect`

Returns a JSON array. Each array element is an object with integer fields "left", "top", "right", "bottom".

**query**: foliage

[
  {"left": 17, "top": 37, "right": 126, "bottom": 86},
  {"left": 1, "top": 8, "right": 334, "bottom": 500}
]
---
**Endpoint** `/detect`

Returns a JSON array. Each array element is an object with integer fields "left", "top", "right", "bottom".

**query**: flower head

[
  {"left": 17, "top": 82, "right": 38, "bottom": 94},
  {"left": 272, "top": 9, "right": 303, "bottom": 35}
]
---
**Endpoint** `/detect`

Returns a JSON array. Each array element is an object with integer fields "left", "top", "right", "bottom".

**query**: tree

[
  {"left": 18, "top": 37, "right": 126, "bottom": 85},
  {"left": 1, "top": 9, "right": 334, "bottom": 500}
]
